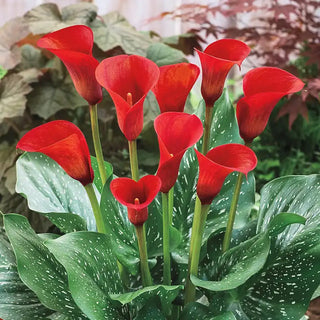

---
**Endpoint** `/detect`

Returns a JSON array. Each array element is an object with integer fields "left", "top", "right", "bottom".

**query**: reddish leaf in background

[
  {"left": 96, "top": 55, "right": 160, "bottom": 141},
  {"left": 195, "top": 144, "right": 257, "bottom": 205},
  {"left": 276, "top": 95, "right": 308, "bottom": 130},
  {"left": 197, "top": 39, "right": 250, "bottom": 107},
  {"left": 110, "top": 175, "right": 161, "bottom": 225},
  {"left": 37, "top": 25, "right": 102, "bottom": 105},
  {"left": 236, "top": 67, "right": 305, "bottom": 143},
  {"left": 152, "top": 63, "right": 200, "bottom": 113},
  {"left": 154, "top": 112, "right": 203, "bottom": 193},
  {"left": 17, "top": 120, "right": 94, "bottom": 186}
]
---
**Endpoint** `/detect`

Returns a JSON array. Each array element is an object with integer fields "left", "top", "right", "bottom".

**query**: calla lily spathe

[
  {"left": 96, "top": 55, "right": 160, "bottom": 141},
  {"left": 236, "top": 67, "right": 305, "bottom": 143},
  {"left": 197, "top": 39, "right": 250, "bottom": 108},
  {"left": 195, "top": 144, "right": 257, "bottom": 205},
  {"left": 110, "top": 175, "right": 161, "bottom": 225},
  {"left": 37, "top": 25, "right": 102, "bottom": 105},
  {"left": 17, "top": 120, "right": 94, "bottom": 186}
]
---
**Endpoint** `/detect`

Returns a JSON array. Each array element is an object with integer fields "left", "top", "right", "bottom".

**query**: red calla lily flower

[
  {"left": 236, "top": 67, "right": 305, "bottom": 143},
  {"left": 17, "top": 120, "right": 94, "bottom": 186},
  {"left": 95, "top": 55, "right": 160, "bottom": 141},
  {"left": 152, "top": 63, "right": 200, "bottom": 113},
  {"left": 195, "top": 144, "right": 257, "bottom": 205},
  {"left": 110, "top": 175, "right": 161, "bottom": 225},
  {"left": 37, "top": 25, "right": 102, "bottom": 105},
  {"left": 197, "top": 39, "right": 250, "bottom": 108},
  {"left": 154, "top": 112, "right": 203, "bottom": 193}
]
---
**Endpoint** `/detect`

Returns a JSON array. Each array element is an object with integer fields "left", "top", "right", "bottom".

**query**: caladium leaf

[
  {"left": 3, "top": 214, "right": 87, "bottom": 319},
  {"left": 90, "top": 156, "right": 113, "bottom": 193},
  {"left": 45, "top": 232, "right": 125, "bottom": 320},
  {"left": 16, "top": 152, "right": 96, "bottom": 231},
  {"left": 0, "top": 227, "right": 54, "bottom": 320}
]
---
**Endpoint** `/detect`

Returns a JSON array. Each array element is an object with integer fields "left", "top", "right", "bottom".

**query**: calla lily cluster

[{"left": 15, "top": 24, "right": 306, "bottom": 314}]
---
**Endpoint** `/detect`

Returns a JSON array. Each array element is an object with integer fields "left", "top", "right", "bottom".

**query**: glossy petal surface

[
  {"left": 37, "top": 25, "right": 102, "bottom": 105},
  {"left": 96, "top": 55, "right": 160, "bottom": 141},
  {"left": 237, "top": 67, "right": 305, "bottom": 142},
  {"left": 152, "top": 63, "right": 200, "bottom": 113},
  {"left": 110, "top": 175, "right": 161, "bottom": 225},
  {"left": 197, "top": 39, "right": 250, "bottom": 108},
  {"left": 17, "top": 120, "right": 94, "bottom": 186},
  {"left": 154, "top": 112, "right": 203, "bottom": 193},
  {"left": 195, "top": 144, "right": 257, "bottom": 204}
]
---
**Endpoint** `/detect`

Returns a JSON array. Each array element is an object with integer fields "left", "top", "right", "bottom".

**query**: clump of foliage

[{"left": 0, "top": 2, "right": 189, "bottom": 225}]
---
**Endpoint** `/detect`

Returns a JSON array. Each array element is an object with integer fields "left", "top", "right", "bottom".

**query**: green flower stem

[
  {"left": 222, "top": 172, "right": 244, "bottom": 253},
  {"left": 84, "top": 183, "right": 107, "bottom": 234},
  {"left": 201, "top": 106, "right": 214, "bottom": 155},
  {"left": 89, "top": 104, "right": 107, "bottom": 185},
  {"left": 135, "top": 224, "right": 152, "bottom": 287},
  {"left": 168, "top": 186, "right": 174, "bottom": 225},
  {"left": 185, "top": 197, "right": 210, "bottom": 305},
  {"left": 128, "top": 140, "right": 139, "bottom": 181},
  {"left": 162, "top": 192, "right": 171, "bottom": 285}
]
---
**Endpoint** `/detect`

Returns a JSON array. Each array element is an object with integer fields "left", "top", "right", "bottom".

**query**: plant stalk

[
  {"left": 84, "top": 183, "right": 107, "bottom": 234},
  {"left": 128, "top": 140, "right": 139, "bottom": 181},
  {"left": 222, "top": 172, "right": 244, "bottom": 253},
  {"left": 135, "top": 224, "right": 152, "bottom": 287},
  {"left": 184, "top": 197, "right": 210, "bottom": 304},
  {"left": 168, "top": 186, "right": 174, "bottom": 225},
  {"left": 162, "top": 192, "right": 171, "bottom": 285},
  {"left": 89, "top": 104, "right": 107, "bottom": 185},
  {"left": 201, "top": 106, "right": 214, "bottom": 155}
]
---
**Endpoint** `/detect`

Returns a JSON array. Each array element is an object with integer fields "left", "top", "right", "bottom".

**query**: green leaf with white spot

[
  {"left": 172, "top": 91, "right": 255, "bottom": 263},
  {"left": 100, "top": 178, "right": 182, "bottom": 275},
  {"left": 3, "top": 214, "right": 86, "bottom": 319},
  {"left": 110, "top": 285, "right": 182, "bottom": 311},
  {"left": 90, "top": 156, "right": 113, "bottom": 193},
  {"left": 191, "top": 233, "right": 270, "bottom": 292},
  {"left": 16, "top": 152, "right": 96, "bottom": 231},
  {"left": 45, "top": 231, "right": 124, "bottom": 320},
  {"left": 0, "top": 227, "right": 54, "bottom": 320}
]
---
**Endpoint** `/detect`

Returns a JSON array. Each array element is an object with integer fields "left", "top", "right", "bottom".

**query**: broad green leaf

[
  {"left": 237, "top": 225, "right": 320, "bottom": 319},
  {"left": 257, "top": 175, "right": 320, "bottom": 247},
  {"left": 18, "top": 44, "right": 47, "bottom": 70},
  {"left": 191, "top": 233, "right": 270, "bottom": 291},
  {"left": 27, "top": 69, "right": 86, "bottom": 119},
  {"left": 42, "top": 212, "right": 87, "bottom": 233},
  {"left": 3, "top": 214, "right": 86, "bottom": 319},
  {"left": 45, "top": 232, "right": 124, "bottom": 320},
  {"left": 134, "top": 302, "right": 166, "bottom": 320},
  {"left": 266, "top": 212, "right": 306, "bottom": 237},
  {"left": 25, "top": 3, "right": 97, "bottom": 34},
  {"left": 146, "top": 43, "right": 187, "bottom": 66},
  {"left": 91, "top": 12, "right": 153, "bottom": 55},
  {"left": 90, "top": 156, "right": 113, "bottom": 193},
  {"left": 0, "top": 143, "right": 16, "bottom": 181},
  {"left": 209, "top": 175, "right": 320, "bottom": 319},
  {"left": 111, "top": 285, "right": 182, "bottom": 310},
  {"left": 172, "top": 91, "right": 255, "bottom": 263},
  {"left": 0, "top": 227, "right": 53, "bottom": 320},
  {"left": 0, "top": 73, "right": 32, "bottom": 122},
  {"left": 180, "top": 302, "right": 213, "bottom": 320},
  {"left": 16, "top": 152, "right": 96, "bottom": 231}
]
